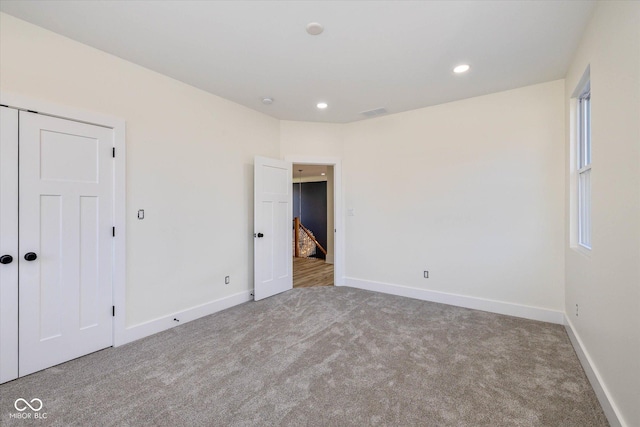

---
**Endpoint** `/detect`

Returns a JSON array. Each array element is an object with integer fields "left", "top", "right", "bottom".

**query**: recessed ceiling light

[
  {"left": 317, "top": 102, "right": 328, "bottom": 109},
  {"left": 306, "top": 22, "right": 324, "bottom": 36},
  {"left": 453, "top": 64, "right": 470, "bottom": 74},
  {"left": 261, "top": 97, "right": 274, "bottom": 105}
]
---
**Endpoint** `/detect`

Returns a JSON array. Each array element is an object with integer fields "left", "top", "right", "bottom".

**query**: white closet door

[
  {"left": 254, "top": 156, "right": 292, "bottom": 300},
  {"left": 0, "top": 106, "right": 19, "bottom": 383},
  {"left": 19, "top": 111, "right": 114, "bottom": 376}
]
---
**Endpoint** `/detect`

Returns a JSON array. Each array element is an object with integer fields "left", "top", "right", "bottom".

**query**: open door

[{"left": 254, "top": 157, "right": 292, "bottom": 300}]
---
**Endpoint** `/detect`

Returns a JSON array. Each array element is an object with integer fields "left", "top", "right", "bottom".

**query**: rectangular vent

[{"left": 360, "top": 107, "right": 388, "bottom": 117}]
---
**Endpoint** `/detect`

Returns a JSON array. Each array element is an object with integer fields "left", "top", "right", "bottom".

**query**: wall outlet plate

[
  {"left": 225, "top": 276, "right": 230, "bottom": 284},
  {"left": 424, "top": 271, "right": 429, "bottom": 278}
]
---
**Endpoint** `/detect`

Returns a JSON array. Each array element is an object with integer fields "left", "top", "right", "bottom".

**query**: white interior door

[
  {"left": 254, "top": 157, "right": 292, "bottom": 300},
  {"left": 19, "top": 111, "right": 114, "bottom": 376},
  {"left": 0, "top": 106, "right": 19, "bottom": 383}
]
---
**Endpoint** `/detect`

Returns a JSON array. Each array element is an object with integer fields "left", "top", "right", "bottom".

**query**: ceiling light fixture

[
  {"left": 261, "top": 97, "right": 274, "bottom": 105},
  {"left": 317, "top": 102, "right": 328, "bottom": 109},
  {"left": 453, "top": 64, "right": 470, "bottom": 74},
  {"left": 321, "top": 172, "right": 326, "bottom": 176},
  {"left": 306, "top": 22, "right": 324, "bottom": 36}
]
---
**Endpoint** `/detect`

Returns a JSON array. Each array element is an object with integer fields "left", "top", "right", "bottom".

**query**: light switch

[{"left": 137, "top": 209, "right": 144, "bottom": 220}]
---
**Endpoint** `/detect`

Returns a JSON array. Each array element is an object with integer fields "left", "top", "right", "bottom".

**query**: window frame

[{"left": 576, "top": 81, "right": 591, "bottom": 250}]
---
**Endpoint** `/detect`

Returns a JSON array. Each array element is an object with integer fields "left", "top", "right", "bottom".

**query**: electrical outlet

[
  {"left": 575, "top": 304, "right": 579, "bottom": 317},
  {"left": 225, "top": 276, "right": 230, "bottom": 285},
  {"left": 423, "top": 271, "right": 429, "bottom": 279}
]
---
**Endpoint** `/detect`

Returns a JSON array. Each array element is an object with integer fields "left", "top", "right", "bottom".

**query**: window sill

[{"left": 571, "top": 244, "right": 592, "bottom": 259}]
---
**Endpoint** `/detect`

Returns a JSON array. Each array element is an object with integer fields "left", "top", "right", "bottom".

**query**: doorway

[
  {"left": 292, "top": 164, "right": 334, "bottom": 288},
  {"left": 253, "top": 156, "right": 342, "bottom": 300}
]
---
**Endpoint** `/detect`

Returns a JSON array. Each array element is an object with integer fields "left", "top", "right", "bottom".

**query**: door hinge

[
  {"left": 112, "top": 147, "right": 116, "bottom": 158},
  {"left": 112, "top": 306, "right": 115, "bottom": 317},
  {"left": 112, "top": 226, "right": 115, "bottom": 237}
]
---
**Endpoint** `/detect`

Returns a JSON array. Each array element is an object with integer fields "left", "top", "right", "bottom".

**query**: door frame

[
  {"left": 0, "top": 91, "right": 127, "bottom": 349},
  {"left": 285, "top": 156, "right": 344, "bottom": 286}
]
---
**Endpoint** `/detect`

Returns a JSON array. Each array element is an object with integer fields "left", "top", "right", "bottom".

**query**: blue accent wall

[{"left": 293, "top": 181, "right": 327, "bottom": 259}]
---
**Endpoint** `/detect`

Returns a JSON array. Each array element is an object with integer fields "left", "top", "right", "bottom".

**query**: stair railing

[{"left": 293, "top": 217, "right": 327, "bottom": 257}]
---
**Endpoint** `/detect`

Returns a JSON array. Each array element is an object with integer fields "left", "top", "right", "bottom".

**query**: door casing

[{"left": 285, "top": 156, "right": 344, "bottom": 287}]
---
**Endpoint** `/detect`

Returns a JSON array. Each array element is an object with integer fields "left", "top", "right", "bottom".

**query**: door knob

[
  {"left": 0, "top": 255, "right": 13, "bottom": 264},
  {"left": 257, "top": 233, "right": 264, "bottom": 238},
  {"left": 24, "top": 252, "right": 37, "bottom": 261}
]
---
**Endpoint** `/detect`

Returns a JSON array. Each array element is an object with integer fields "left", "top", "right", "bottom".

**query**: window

[{"left": 577, "top": 81, "right": 591, "bottom": 249}]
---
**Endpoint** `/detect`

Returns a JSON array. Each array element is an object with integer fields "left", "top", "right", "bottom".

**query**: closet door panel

[
  {"left": 18, "top": 111, "right": 114, "bottom": 377},
  {"left": 0, "top": 106, "right": 19, "bottom": 384}
]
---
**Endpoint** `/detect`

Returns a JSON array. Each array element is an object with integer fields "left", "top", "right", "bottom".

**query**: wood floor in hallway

[{"left": 293, "top": 257, "right": 334, "bottom": 288}]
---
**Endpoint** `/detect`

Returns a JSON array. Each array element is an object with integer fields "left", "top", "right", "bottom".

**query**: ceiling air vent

[{"left": 360, "top": 107, "right": 388, "bottom": 118}]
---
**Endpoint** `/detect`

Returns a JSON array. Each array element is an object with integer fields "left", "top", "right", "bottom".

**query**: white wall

[
  {"left": 342, "top": 82, "right": 566, "bottom": 311},
  {"left": 280, "top": 121, "right": 344, "bottom": 159},
  {"left": 0, "top": 13, "right": 280, "bottom": 327},
  {"left": 564, "top": 2, "right": 640, "bottom": 426},
  {"left": 282, "top": 81, "right": 566, "bottom": 315}
]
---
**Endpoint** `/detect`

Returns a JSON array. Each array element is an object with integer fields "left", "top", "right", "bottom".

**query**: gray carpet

[{"left": 1, "top": 287, "right": 608, "bottom": 426}]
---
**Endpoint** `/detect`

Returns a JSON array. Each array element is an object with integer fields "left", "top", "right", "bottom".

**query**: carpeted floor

[{"left": 1, "top": 287, "right": 608, "bottom": 426}]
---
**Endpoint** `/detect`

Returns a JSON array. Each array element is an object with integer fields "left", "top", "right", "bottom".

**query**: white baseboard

[
  {"left": 115, "top": 290, "right": 252, "bottom": 346},
  {"left": 564, "top": 316, "right": 624, "bottom": 427},
  {"left": 344, "top": 277, "right": 565, "bottom": 324}
]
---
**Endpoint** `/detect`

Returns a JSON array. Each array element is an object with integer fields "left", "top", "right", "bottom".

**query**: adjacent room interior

[
  {"left": 0, "top": 1, "right": 638, "bottom": 426},
  {"left": 292, "top": 164, "right": 334, "bottom": 288}
]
